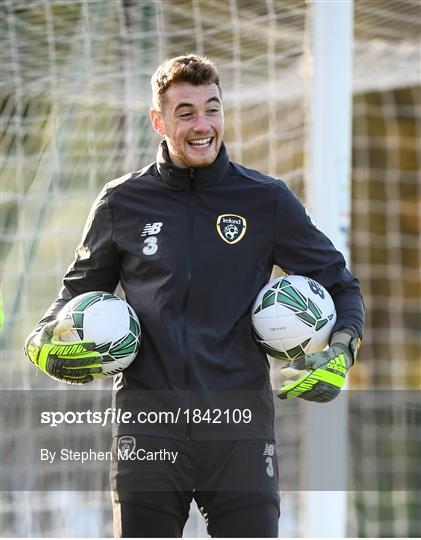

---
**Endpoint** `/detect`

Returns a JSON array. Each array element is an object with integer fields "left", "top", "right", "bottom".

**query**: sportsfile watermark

[
  {"left": 1, "top": 390, "right": 419, "bottom": 492},
  {"left": 40, "top": 407, "right": 253, "bottom": 428}
]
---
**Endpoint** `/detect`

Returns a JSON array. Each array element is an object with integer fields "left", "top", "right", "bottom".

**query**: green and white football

[
  {"left": 57, "top": 291, "right": 141, "bottom": 378},
  {"left": 252, "top": 275, "right": 336, "bottom": 362}
]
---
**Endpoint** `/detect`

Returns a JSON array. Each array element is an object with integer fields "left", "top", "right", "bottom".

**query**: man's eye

[
  {"left": 207, "top": 108, "right": 219, "bottom": 114},
  {"left": 179, "top": 112, "right": 193, "bottom": 118}
]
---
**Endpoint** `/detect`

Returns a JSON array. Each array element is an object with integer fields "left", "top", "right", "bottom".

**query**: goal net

[{"left": 1, "top": 0, "right": 419, "bottom": 537}]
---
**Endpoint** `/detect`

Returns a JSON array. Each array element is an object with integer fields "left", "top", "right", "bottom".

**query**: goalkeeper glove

[
  {"left": 277, "top": 330, "right": 360, "bottom": 403},
  {"left": 25, "top": 319, "right": 103, "bottom": 385}
]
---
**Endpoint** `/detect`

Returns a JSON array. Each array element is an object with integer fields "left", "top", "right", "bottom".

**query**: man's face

[{"left": 150, "top": 82, "right": 224, "bottom": 168}]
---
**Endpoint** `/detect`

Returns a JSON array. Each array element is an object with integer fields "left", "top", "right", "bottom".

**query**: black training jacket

[{"left": 39, "top": 142, "right": 365, "bottom": 440}]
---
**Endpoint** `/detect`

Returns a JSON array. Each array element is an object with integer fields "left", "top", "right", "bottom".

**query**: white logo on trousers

[{"left": 263, "top": 443, "right": 275, "bottom": 477}]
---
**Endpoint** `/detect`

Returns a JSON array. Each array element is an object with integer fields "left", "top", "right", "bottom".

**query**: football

[
  {"left": 56, "top": 291, "right": 141, "bottom": 378},
  {"left": 252, "top": 275, "right": 336, "bottom": 362}
]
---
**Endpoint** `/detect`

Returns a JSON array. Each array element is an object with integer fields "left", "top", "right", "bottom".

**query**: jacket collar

[{"left": 156, "top": 140, "right": 230, "bottom": 190}]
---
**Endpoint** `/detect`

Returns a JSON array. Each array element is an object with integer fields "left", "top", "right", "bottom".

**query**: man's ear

[{"left": 150, "top": 108, "right": 166, "bottom": 137}]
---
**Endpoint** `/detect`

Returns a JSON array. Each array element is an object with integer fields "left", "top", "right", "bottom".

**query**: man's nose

[{"left": 192, "top": 113, "right": 210, "bottom": 132}]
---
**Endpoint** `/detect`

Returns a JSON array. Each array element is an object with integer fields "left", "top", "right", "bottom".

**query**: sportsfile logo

[
  {"left": 216, "top": 214, "right": 247, "bottom": 245},
  {"left": 140, "top": 222, "right": 163, "bottom": 256}
]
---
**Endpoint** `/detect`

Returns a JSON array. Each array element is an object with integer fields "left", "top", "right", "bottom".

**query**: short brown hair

[{"left": 151, "top": 54, "right": 221, "bottom": 109}]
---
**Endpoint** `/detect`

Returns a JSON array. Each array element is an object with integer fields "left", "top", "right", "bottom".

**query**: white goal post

[{"left": 303, "top": 1, "right": 353, "bottom": 537}]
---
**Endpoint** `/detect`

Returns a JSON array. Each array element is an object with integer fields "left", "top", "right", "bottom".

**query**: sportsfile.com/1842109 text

[{"left": 40, "top": 407, "right": 253, "bottom": 428}]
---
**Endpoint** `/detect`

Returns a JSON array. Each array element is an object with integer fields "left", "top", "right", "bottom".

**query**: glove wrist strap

[{"left": 330, "top": 330, "right": 361, "bottom": 363}]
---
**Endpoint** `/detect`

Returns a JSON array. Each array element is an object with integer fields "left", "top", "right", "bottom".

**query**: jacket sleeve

[
  {"left": 35, "top": 185, "right": 120, "bottom": 330},
  {"left": 273, "top": 182, "right": 365, "bottom": 339}
]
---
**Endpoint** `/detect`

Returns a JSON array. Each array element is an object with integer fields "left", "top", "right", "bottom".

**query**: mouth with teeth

[{"left": 188, "top": 137, "right": 213, "bottom": 148}]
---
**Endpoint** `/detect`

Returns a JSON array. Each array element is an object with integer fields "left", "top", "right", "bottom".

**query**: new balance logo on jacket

[
  {"left": 141, "top": 222, "right": 163, "bottom": 236},
  {"left": 141, "top": 222, "right": 163, "bottom": 256}
]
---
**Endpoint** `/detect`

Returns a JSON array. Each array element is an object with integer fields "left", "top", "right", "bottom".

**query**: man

[{"left": 25, "top": 55, "right": 364, "bottom": 537}]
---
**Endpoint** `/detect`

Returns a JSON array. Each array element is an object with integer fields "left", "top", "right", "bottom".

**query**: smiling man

[
  {"left": 150, "top": 80, "right": 224, "bottom": 168},
  {"left": 25, "top": 55, "right": 364, "bottom": 538}
]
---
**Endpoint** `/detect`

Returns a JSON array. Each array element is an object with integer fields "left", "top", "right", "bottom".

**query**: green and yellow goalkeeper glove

[
  {"left": 25, "top": 319, "right": 103, "bottom": 385},
  {"left": 277, "top": 330, "right": 360, "bottom": 403}
]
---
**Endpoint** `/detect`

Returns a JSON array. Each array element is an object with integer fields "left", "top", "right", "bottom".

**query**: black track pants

[
  {"left": 111, "top": 437, "right": 280, "bottom": 537},
  {"left": 114, "top": 496, "right": 280, "bottom": 537}
]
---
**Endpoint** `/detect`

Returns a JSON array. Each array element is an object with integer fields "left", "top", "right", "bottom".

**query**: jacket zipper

[{"left": 182, "top": 168, "right": 195, "bottom": 439}]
